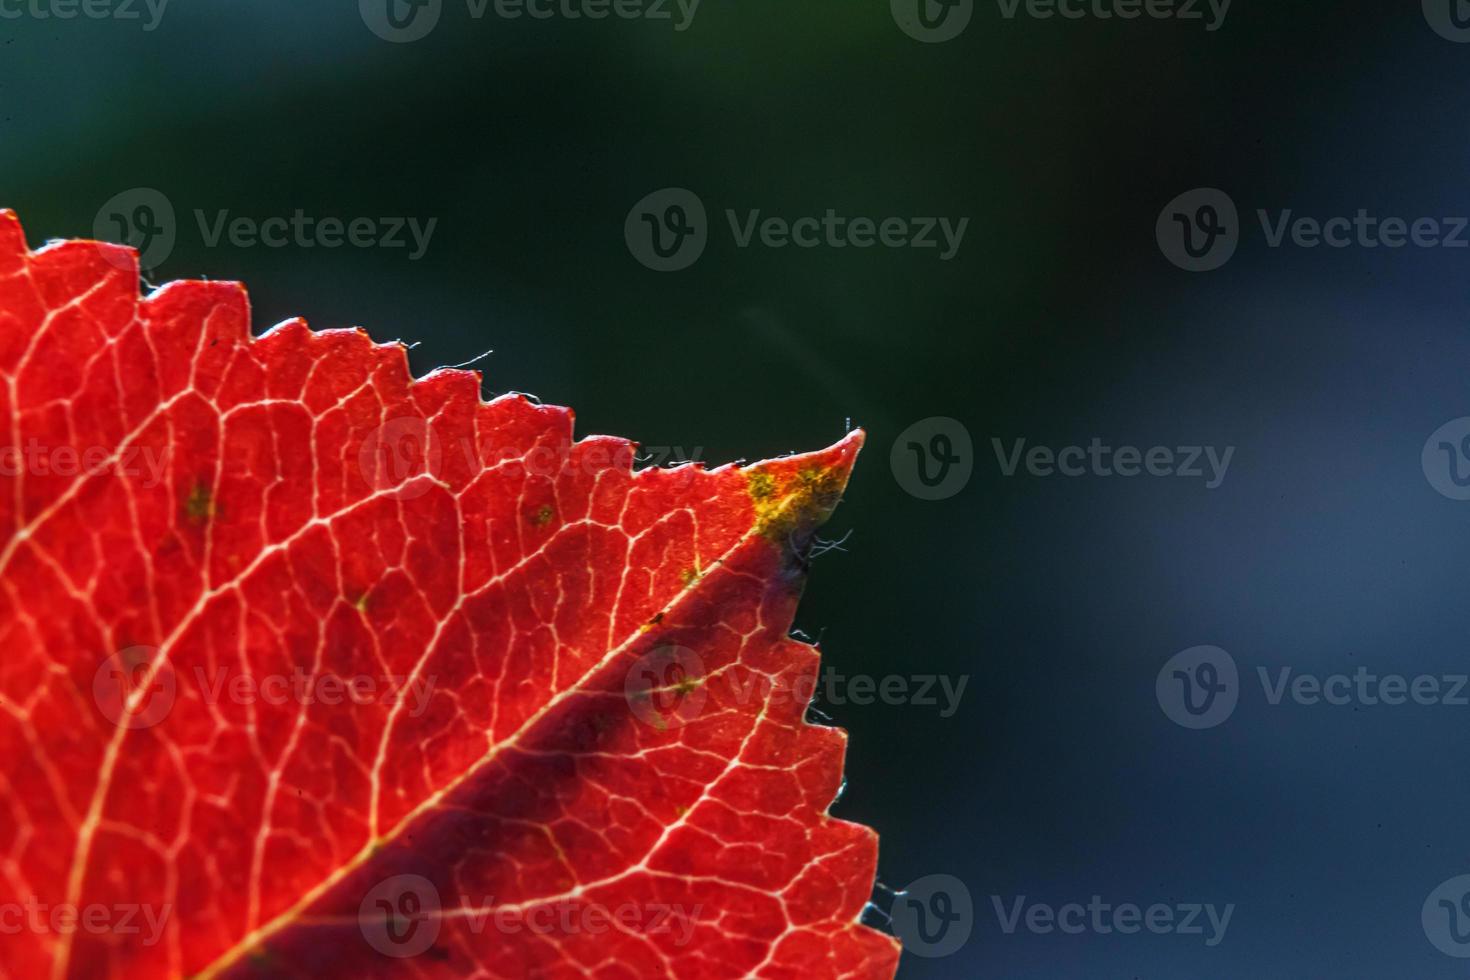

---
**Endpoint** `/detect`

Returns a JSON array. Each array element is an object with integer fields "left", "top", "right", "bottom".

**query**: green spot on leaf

[
  {"left": 747, "top": 471, "right": 776, "bottom": 501},
  {"left": 183, "top": 483, "right": 215, "bottom": 526}
]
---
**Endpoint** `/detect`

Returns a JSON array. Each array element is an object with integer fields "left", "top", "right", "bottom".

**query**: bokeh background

[{"left": 7, "top": 1, "right": 1470, "bottom": 975}]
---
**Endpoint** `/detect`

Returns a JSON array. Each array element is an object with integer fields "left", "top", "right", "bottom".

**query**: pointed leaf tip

[{"left": 745, "top": 430, "right": 864, "bottom": 547}]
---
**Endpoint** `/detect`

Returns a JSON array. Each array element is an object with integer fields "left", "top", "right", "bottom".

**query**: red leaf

[{"left": 0, "top": 211, "right": 899, "bottom": 979}]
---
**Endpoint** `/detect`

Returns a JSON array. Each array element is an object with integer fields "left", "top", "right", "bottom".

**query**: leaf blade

[{"left": 0, "top": 211, "right": 898, "bottom": 979}]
